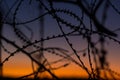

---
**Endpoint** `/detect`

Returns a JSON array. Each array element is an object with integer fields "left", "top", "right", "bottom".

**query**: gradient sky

[{"left": 1, "top": 0, "right": 120, "bottom": 79}]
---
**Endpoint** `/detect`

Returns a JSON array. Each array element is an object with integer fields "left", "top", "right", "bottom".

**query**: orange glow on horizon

[
  {"left": 3, "top": 68, "right": 88, "bottom": 78},
  {"left": 3, "top": 67, "right": 32, "bottom": 78},
  {"left": 3, "top": 59, "right": 88, "bottom": 78},
  {"left": 2, "top": 53, "right": 120, "bottom": 79}
]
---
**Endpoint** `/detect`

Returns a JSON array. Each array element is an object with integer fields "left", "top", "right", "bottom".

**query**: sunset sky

[{"left": 0, "top": 0, "right": 120, "bottom": 79}]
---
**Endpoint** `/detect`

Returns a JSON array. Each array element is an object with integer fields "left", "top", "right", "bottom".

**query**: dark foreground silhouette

[{"left": 0, "top": 76, "right": 90, "bottom": 80}]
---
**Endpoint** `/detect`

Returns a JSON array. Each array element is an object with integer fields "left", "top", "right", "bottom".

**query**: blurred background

[{"left": 0, "top": 0, "right": 120, "bottom": 79}]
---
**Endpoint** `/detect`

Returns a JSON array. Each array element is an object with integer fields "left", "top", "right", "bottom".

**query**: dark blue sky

[{"left": 1, "top": 0, "right": 120, "bottom": 78}]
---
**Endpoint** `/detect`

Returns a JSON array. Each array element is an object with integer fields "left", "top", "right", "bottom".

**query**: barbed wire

[{"left": 0, "top": 0, "right": 120, "bottom": 79}]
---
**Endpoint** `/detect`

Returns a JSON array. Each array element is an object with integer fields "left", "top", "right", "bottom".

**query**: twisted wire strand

[
  {"left": 1, "top": 35, "right": 59, "bottom": 79},
  {"left": 1, "top": 0, "right": 120, "bottom": 79},
  {"left": 108, "top": 0, "right": 120, "bottom": 15}
]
